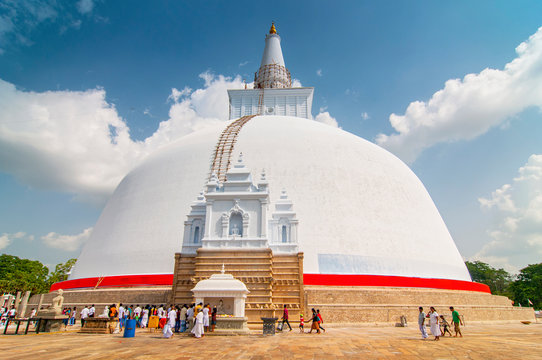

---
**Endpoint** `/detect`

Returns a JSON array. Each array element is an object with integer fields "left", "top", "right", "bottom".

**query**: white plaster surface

[
  {"left": 70, "top": 116, "right": 471, "bottom": 282},
  {"left": 260, "top": 33, "right": 285, "bottom": 67}
]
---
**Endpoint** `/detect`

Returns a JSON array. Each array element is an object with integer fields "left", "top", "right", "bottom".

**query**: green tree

[
  {"left": 47, "top": 258, "right": 77, "bottom": 287},
  {"left": 465, "top": 260, "right": 512, "bottom": 296},
  {"left": 509, "top": 263, "right": 542, "bottom": 309},
  {"left": 0, "top": 254, "right": 50, "bottom": 294}
]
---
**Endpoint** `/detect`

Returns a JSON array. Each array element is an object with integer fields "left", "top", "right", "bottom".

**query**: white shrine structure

[
  {"left": 182, "top": 153, "right": 298, "bottom": 255},
  {"left": 46, "top": 23, "right": 534, "bottom": 328}
]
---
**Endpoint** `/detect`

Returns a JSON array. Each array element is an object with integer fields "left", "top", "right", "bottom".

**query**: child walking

[{"left": 299, "top": 313, "right": 304, "bottom": 333}]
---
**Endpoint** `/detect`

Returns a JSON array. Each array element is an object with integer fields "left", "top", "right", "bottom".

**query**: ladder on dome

[
  {"left": 94, "top": 276, "right": 105, "bottom": 289},
  {"left": 209, "top": 115, "right": 256, "bottom": 182}
]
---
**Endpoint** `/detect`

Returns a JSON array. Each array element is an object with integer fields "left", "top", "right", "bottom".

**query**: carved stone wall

[
  {"left": 305, "top": 286, "right": 535, "bottom": 325},
  {"left": 170, "top": 249, "right": 304, "bottom": 329}
]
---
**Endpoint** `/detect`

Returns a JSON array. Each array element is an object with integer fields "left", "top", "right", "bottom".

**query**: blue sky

[{"left": 1, "top": 0, "right": 542, "bottom": 272}]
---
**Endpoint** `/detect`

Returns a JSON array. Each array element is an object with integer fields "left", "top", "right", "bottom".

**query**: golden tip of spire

[{"left": 269, "top": 22, "right": 277, "bottom": 34}]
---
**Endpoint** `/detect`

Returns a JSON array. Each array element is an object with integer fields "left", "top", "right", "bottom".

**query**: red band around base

[{"left": 50, "top": 273, "right": 490, "bottom": 293}]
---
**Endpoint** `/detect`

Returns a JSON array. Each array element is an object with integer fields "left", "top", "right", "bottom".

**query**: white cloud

[
  {"left": 143, "top": 72, "right": 245, "bottom": 151},
  {"left": 376, "top": 26, "right": 542, "bottom": 164},
  {"left": 0, "top": 231, "right": 34, "bottom": 250},
  {"left": 41, "top": 227, "right": 93, "bottom": 251},
  {"left": 167, "top": 86, "right": 192, "bottom": 103},
  {"left": 76, "top": 0, "right": 95, "bottom": 14},
  {"left": 0, "top": 73, "right": 246, "bottom": 205},
  {"left": 314, "top": 111, "right": 339, "bottom": 128},
  {"left": 473, "top": 154, "right": 542, "bottom": 272},
  {"left": 0, "top": 79, "right": 144, "bottom": 205},
  {"left": 0, "top": 71, "right": 340, "bottom": 205},
  {"left": 239, "top": 61, "right": 249, "bottom": 67},
  {"left": 361, "top": 112, "right": 370, "bottom": 121},
  {"left": 316, "top": 69, "right": 322, "bottom": 77},
  {"left": 0, "top": 234, "right": 9, "bottom": 250}
]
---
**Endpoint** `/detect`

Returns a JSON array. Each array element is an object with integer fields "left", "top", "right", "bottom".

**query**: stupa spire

[
  {"left": 269, "top": 22, "right": 277, "bottom": 34},
  {"left": 254, "top": 22, "right": 291, "bottom": 88}
]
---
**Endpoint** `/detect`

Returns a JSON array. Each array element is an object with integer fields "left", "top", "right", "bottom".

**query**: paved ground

[{"left": 1, "top": 322, "right": 541, "bottom": 359}]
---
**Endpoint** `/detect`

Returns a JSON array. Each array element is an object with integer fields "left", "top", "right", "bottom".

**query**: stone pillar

[
  {"left": 37, "top": 294, "right": 45, "bottom": 311},
  {"left": 260, "top": 199, "right": 268, "bottom": 237},
  {"left": 18, "top": 291, "right": 31, "bottom": 317},
  {"left": 14, "top": 291, "right": 22, "bottom": 314},
  {"left": 233, "top": 296, "right": 245, "bottom": 317},
  {"left": 204, "top": 201, "right": 213, "bottom": 238}
]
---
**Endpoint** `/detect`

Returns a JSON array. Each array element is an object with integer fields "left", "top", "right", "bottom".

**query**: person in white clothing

[
  {"left": 158, "top": 305, "right": 165, "bottom": 319},
  {"left": 418, "top": 307, "right": 428, "bottom": 339},
  {"left": 118, "top": 304, "right": 125, "bottom": 329},
  {"left": 427, "top": 306, "right": 441, "bottom": 341},
  {"left": 80, "top": 306, "right": 90, "bottom": 328},
  {"left": 141, "top": 306, "right": 149, "bottom": 328},
  {"left": 202, "top": 304, "right": 210, "bottom": 332},
  {"left": 191, "top": 310, "right": 204, "bottom": 338},
  {"left": 88, "top": 305, "right": 95, "bottom": 318},
  {"left": 163, "top": 306, "right": 176, "bottom": 338},
  {"left": 134, "top": 305, "right": 142, "bottom": 327}
]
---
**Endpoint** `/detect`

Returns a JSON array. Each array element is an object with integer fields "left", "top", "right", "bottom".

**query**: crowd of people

[
  {"left": 3, "top": 301, "right": 465, "bottom": 340},
  {"left": 418, "top": 306, "right": 464, "bottom": 341},
  {"left": 95, "top": 303, "right": 218, "bottom": 339}
]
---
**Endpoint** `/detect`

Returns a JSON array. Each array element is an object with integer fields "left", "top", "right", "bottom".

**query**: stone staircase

[{"left": 170, "top": 249, "right": 304, "bottom": 329}]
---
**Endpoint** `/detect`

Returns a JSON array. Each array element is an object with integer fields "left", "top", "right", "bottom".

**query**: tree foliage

[
  {"left": 465, "top": 260, "right": 512, "bottom": 295},
  {"left": 509, "top": 263, "right": 542, "bottom": 309},
  {"left": 47, "top": 258, "right": 77, "bottom": 287},
  {"left": 0, "top": 254, "right": 50, "bottom": 294},
  {"left": 0, "top": 254, "right": 77, "bottom": 296}
]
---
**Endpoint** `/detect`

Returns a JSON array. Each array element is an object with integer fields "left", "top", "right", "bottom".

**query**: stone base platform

[
  {"left": 213, "top": 317, "right": 250, "bottom": 334},
  {"left": 80, "top": 318, "right": 119, "bottom": 334},
  {"left": 26, "top": 284, "right": 534, "bottom": 328},
  {"left": 25, "top": 287, "right": 172, "bottom": 319},
  {"left": 36, "top": 315, "right": 68, "bottom": 333},
  {"left": 305, "top": 285, "right": 535, "bottom": 325}
]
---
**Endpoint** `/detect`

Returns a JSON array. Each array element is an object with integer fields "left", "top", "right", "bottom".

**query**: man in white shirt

[
  {"left": 163, "top": 306, "right": 177, "bottom": 338},
  {"left": 157, "top": 305, "right": 165, "bottom": 319},
  {"left": 80, "top": 306, "right": 90, "bottom": 328},
  {"left": 89, "top": 305, "right": 95, "bottom": 318},
  {"left": 118, "top": 304, "right": 125, "bottom": 329}
]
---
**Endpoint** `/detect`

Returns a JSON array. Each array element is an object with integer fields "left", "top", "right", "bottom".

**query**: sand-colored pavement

[{"left": 1, "top": 322, "right": 541, "bottom": 359}]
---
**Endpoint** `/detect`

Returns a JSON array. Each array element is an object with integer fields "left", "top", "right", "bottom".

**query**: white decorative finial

[
  {"left": 221, "top": 263, "right": 225, "bottom": 274},
  {"left": 238, "top": 152, "right": 244, "bottom": 163},
  {"left": 261, "top": 168, "right": 266, "bottom": 181}
]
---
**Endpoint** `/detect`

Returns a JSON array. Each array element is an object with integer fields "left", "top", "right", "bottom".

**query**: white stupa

[{"left": 58, "top": 23, "right": 486, "bottom": 294}]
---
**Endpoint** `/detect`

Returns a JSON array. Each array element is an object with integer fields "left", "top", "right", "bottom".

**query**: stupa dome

[{"left": 67, "top": 115, "right": 473, "bottom": 287}]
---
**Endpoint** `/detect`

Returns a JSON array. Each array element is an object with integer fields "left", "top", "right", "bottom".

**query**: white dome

[{"left": 69, "top": 115, "right": 471, "bottom": 283}]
